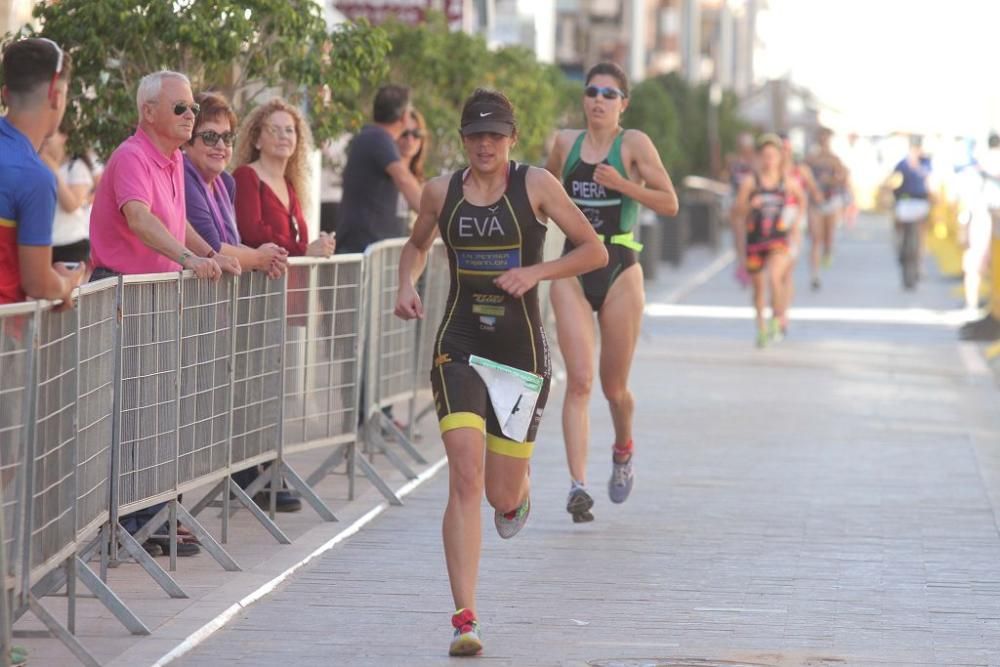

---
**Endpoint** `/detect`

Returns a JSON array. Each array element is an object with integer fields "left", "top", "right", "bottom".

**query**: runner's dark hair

[{"left": 585, "top": 62, "right": 629, "bottom": 97}]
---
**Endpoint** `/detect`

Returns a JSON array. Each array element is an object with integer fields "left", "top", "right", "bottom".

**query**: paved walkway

[
  {"left": 22, "top": 212, "right": 995, "bottom": 667},
  {"left": 170, "top": 215, "right": 1000, "bottom": 667}
]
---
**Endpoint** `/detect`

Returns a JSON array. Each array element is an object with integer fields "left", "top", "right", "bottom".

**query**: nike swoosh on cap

[{"left": 479, "top": 112, "right": 492, "bottom": 117}]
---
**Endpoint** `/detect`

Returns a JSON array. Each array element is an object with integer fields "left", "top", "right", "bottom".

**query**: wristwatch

[
  {"left": 178, "top": 251, "right": 193, "bottom": 267},
  {"left": 206, "top": 250, "right": 217, "bottom": 259}
]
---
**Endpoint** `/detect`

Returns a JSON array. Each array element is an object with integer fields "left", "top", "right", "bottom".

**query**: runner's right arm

[
  {"left": 543, "top": 131, "right": 568, "bottom": 177},
  {"left": 395, "top": 175, "right": 446, "bottom": 320}
]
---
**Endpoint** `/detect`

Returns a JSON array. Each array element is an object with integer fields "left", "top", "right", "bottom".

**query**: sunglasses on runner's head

[
  {"left": 193, "top": 130, "right": 236, "bottom": 147},
  {"left": 400, "top": 129, "right": 423, "bottom": 140},
  {"left": 173, "top": 103, "right": 201, "bottom": 116},
  {"left": 585, "top": 85, "right": 625, "bottom": 100}
]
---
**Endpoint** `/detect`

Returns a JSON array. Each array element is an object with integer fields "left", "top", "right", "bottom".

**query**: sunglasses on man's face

[
  {"left": 194, "top": 130, "right": 236, "bottom": 147},
  {"left": 400, "top": 129, "right": 423, "bottom": 140},
  {"left": 173, "top": 103, "right": 201, "bottom": 116},
  {"left": 584, "top": 85, "right": 625, "bottom": 100}
]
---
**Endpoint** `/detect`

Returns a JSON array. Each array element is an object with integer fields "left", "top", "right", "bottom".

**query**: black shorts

[{"left": 431, "top": 348, "right": 550, "bottom": 460}]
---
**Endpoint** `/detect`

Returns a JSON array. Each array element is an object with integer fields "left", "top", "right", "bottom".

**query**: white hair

[{"left": 136, "top": 70, "right": 191, "bottom": 118}]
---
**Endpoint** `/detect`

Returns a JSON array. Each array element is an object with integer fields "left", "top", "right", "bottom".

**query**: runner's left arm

[
  {"left": 493, "top": 168, "right": 608, "bottom": 299},
  {"left": 592, "top": 130, "right": 679, "bottom": 216}
]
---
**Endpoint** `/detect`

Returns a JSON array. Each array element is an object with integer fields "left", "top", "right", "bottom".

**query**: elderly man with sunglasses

[
  {"left": 0, "top": 37, "right": 85, "bottom": 310},
  {"left": 89, "top": 70, "right": 240, "bottom": 283},
  {"left": 88, "top": 70, "right": 240, "bottom": 557}
]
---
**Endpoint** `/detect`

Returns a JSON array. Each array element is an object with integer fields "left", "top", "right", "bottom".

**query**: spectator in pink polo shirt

[
  {"left": 89, "top": 70, "right": 240, "bottom": 281},
  {"left": 89, "top": 70, "right": 240, "bottom": 557}
]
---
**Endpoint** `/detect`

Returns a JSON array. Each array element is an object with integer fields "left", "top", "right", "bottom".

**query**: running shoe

[
  {"left": 822, "top": 254, "right": 832, "bottom": 269},
  {"left": 608, "top": 452, "right": 634, "bottom": 504},
  {"left": 494, "top": 495, "right": 531, "bottom": 539},
  {"left": 768, "top": 319, "right": 784, "bottom": 344},
  {"left": 566, "top": 485, "right": 595, "bottom": 523},
  {"left": 449, "top": 608, "right": 483, "bottom": 656},
  {"left": 755, "top": 330, "right": 768, "bottom": 348}
]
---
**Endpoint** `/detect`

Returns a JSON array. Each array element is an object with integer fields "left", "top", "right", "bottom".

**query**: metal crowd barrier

[
  {"left": 0, "top": 242, "right": 459, "bottom": 665},
  {"left": 359, "top": 239, "right": 435, "bottom": 497}
]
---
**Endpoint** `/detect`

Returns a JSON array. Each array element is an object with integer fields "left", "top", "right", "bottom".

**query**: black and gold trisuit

[
  {"left": 431, "top": 161, "right": 551, "bottom": 459},
  {"left": 561, "top": 130, "right": 643, "bottom": 311}
]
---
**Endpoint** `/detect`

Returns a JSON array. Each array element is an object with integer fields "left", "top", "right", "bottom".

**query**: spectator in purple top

[{"left": 183, "top": 92, "right": 287, "bottom": 278}]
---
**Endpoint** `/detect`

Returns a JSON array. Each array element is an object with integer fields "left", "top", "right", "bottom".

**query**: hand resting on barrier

[{"left": 213, "top": 252, "right": 242, "bottom": 276}]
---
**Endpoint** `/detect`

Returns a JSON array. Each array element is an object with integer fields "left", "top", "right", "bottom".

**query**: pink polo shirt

[{"left": 90, "top": 127, "right": 186, "bottom": 274}]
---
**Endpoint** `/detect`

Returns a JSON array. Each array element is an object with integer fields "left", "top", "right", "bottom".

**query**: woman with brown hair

[
  {"left": 396, "top": 107, "right": 430, "bottom": 228},
  {"left": 233, "top": 97, "right": 335, "bottom": 258},
  {"left": 183, "top": 91, "right": 288, "bottom": 278},
  {"left": 546, "top": 62, "right": 678, "bottom": 522}
]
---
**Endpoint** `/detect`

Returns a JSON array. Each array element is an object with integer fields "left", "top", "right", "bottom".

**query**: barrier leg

[
  {"left": 377, "top": 412, "right": 427, "bottom": 465},
  {"left": 227, "top": 479, "right": 292, "bottom": 544},
  {"left": 366, "top": 420, "right": 418, "bottom": 480},
  {"left": 353, "top": 449, "right": 403, "bottom": 506},
  {"left": 65, "top": 557, "right": 76, "bottom": 635},
  {"left": 173, "top": 505, "right": 240, "bottom": 572},
  {"left": 26, "top": 596, "right": 100, "bottom": 667},
  {"left": 74, "top": 558, "right": 149, "bottom": 635},
  {"left": 115, "top": 526, "right": 187, "bottom": 599},
  {"left": 129, "top": 502, "right": 241, "bottom": 573},
  {"left": 347, "top": 442, "right": 356, "bottom": 501},
  {"left": 187, "top": 478, "right": 226, "bottom": 517},
  {"left": 280, "top": 463, "right": 337, "bottom": 522},
  {"left": 304, "top": 443, "right": 349, "bottom": 488}
]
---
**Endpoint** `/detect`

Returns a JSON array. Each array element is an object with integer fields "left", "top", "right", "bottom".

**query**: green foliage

[
  {"left": 1, "top": 0, "right": 389, "bottom": 159},
  {"left": 378, "top": 13, "right": 576, "bottom": 174},
  {"left": 628, "top": 72, "right": 748, "bottom": 181},
  {"left": 622, "top": 79, "right": 682, "bottom": 176}
]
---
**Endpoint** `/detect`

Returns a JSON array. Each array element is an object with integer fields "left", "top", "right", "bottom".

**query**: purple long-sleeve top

[{"left": 183, "top": 155, "right": 240, "bottom": 251}]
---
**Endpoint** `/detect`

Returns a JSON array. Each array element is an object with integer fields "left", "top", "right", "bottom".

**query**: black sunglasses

[
  {"left": 173, "top": 103, "right": 201, "bottom": 116},
  {"left": 401, "top": 129, "right": 423, "bottom": 140},
  {"left": 193, "top": 130, "right": 236, "bottom": 147},
  {"left": 584, "top": 85, "right": 625, "bottom": 100}
]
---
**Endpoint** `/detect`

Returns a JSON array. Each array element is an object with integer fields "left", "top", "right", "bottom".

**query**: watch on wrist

[
  {"left": 206, "top": 250, "right": 217, "bottom": 259},
  {"left": 179, "top": 251, "right": 193, "bottom": 267}
]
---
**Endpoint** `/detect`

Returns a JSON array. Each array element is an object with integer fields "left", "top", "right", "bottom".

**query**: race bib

[{"left": 468, "top": 355, "right": 544, "bottom": 443}]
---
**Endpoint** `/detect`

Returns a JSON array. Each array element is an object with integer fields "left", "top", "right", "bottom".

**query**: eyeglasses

[
  {"left": 173, "top": 103, "right": 201, "bottom": 116},
  {"left": 400, "top": 129, "right": 423, "bottom": 140},
  {"left": 37, "top": 38, "right": 64, "bottom": 98},
  {"left": 193, "top": 130, "right": 236, "bottom": 147},
  {"left": 584, "top": 85, "right": 625, "bottom": 100},
  {"left": 264, "top": 124, "right": 296, "bottom": 138}
]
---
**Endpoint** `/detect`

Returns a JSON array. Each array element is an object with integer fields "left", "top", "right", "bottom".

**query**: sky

[{"left": 755, "top": 0, "right": 1000, "bottom": 137}]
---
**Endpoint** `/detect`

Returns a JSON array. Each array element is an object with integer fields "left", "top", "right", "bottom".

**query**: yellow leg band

[
  {"left": 486, "top": 433, "right": 534, "bottom": 459},
  {"left": 439, "top": 412, "right": 485, "bottom": 435}
]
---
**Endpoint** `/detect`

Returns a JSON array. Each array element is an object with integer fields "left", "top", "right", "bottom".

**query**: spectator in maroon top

[{"left": 233, "top": 98, "right": 335, "bottom": 258}]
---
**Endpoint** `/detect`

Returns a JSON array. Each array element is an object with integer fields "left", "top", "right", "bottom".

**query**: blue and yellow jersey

[{"left": 0, "top": 118, "right": 57, "bottom": 304}]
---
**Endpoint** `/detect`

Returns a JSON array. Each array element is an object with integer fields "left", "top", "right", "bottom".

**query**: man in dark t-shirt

[{"left": 337, "top": 84, "right": 423, "bottom": 253}]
